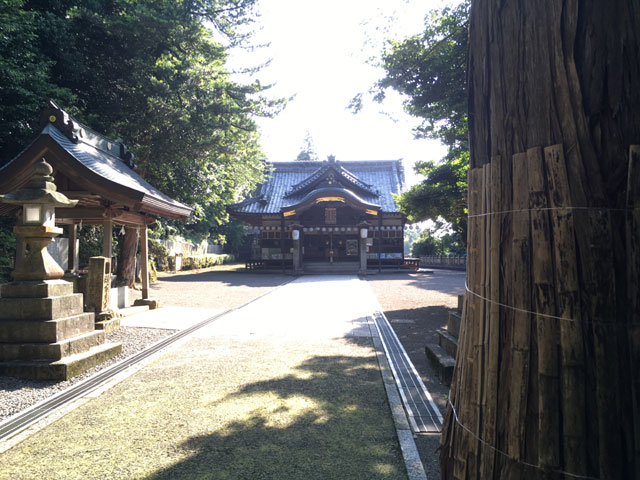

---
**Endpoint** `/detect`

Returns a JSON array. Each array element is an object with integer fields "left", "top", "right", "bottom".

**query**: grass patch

[{"left": 0, "top": 337, "right": 407, "bottom": 480}]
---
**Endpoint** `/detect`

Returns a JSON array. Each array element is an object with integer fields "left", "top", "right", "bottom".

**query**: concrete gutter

[{"left": 367, "top": 315, "right": 429, "bottom": 480}]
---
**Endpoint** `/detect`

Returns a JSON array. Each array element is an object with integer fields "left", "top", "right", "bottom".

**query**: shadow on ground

[{"left": 144, "top": 339, "right": 408, "bottom": 480}]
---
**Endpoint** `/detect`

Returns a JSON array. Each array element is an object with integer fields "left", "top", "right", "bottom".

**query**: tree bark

[
  {"left": 116, "top": 226, "right": 138, "bottom": 288},
  {"left": 441, "top": 1, "right": 640, "bottom": 479}
]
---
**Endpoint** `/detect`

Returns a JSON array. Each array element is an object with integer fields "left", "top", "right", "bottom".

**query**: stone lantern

[
  {"left": 0, "top": 159, "right": 77, "bottom": 281},
  {"left": 0, "top": 159, "right": 121, "bottom": 380}
]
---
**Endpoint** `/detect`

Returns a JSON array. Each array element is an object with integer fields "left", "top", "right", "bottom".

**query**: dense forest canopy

[{"left": 0, "top": 0, "right": 284, "bottom": 244}]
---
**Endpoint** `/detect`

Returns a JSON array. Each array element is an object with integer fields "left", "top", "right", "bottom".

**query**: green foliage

[
  {"left": 182, "top": 253, "right": 235, "bottom": 270},
  {"left": 0, "top": 0, "right": 74, "bottom": 159},
  {"left": 0, "top": 217, "right": 16, "bottom": 282},
  {"left": 410, "top": 230, "right": 465, "bottom": 257},
  {"left": 148, "top": 238, "right": 169, "bottom": 272},
  {"left": 78, "top": 225, "right": 103, "bottom": 268},
  {"left": 395, "top": 151, "right": 469, "bottom": 239},
  {"left": 411, "top": 231, "right": 440, "bottom": 256},
  {"left": 361, "top": 1, "right": 470, "bottom": 238},
  {"left": 296, "top": 130, "right": 318, "bottom": 161},
  {"left": 0, "top": 0, "right": 282, "bottom": 241}
]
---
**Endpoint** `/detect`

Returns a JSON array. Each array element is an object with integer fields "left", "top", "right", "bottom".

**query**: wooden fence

[{"left": 419, "top": 255, "right": 467, "bottom": 270}]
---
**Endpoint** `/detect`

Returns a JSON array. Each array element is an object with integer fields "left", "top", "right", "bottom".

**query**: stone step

[
  {"left": 447, "top": 310, "right": 462, "bottom": 338},
  {"left": 438, "top": 328, "right": 459, "bottom": 358},
  {"left": 303, "top": 262, "right": 360, "bottom": 274},
  {"left": 0, "top": 312, "right": 96, "bottom": 343},
  {"left": 0, "top": 330, "right": 107, "bottom": 361},
  {"left": 0, "top": 280, "right": 74, "bottom": 299},
  {"left": 0, "top": 341, "right": 122, "bottom": 380},
  {"left": 0, "top": 293, "right": 84, "bottom": 321},
  {"left": 118, "top": 305, "right": 150, "bottom": 317},
  {"left": 425, "top": 343, "right": 456, "bottom": 386}
]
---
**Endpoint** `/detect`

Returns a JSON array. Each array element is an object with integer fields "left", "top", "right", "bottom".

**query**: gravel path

[
  {"left": 0, "top": 266, "right": 290, "bottom": 423},
  {"left": 0, "top": 327, "right": 175, "bottom": 422},
  {"left": 366, "top": 269, "right": 466, "bottom": 480}
]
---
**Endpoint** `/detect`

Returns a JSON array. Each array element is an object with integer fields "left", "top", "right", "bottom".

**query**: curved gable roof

[
  {"left": 0, "top": 103, "right": 192, "bottom": 221},
  {"left": 285, "top": 162, "right": 379, "bottom": 198},
  {"left": 229, "top": 159, "right": 405, "bottom": 216}
]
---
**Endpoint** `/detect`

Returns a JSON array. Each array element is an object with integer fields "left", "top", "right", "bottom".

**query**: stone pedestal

[{"left": 0, "top": 280, "right": 122, "bottom": 380}]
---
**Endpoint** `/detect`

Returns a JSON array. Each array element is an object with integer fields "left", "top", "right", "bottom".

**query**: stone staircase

[
  {"left": 425, "top": 293, "right": 463, "bottom": 386},
  {"left": 0, "top": 280, "right": 122, "bottom": 380}
]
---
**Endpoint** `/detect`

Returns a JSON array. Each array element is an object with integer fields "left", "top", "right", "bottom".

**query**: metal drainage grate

[{"left": 372, "top": 310, "right": 443, "bottom": 433}]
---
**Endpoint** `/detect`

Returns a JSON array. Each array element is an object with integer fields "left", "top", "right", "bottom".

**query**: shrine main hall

[{"left": 229, "top": 156, "right": 407, "bottom": 274}]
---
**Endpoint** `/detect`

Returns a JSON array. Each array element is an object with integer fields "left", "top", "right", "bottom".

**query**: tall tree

[
  {"left": 1, "top": 0, "right": 281, "bottom": 242},
  {"left": 440, "top": 1, "right": 640, "bottom": 479},
  {"left": 357, "top": 2, "right": 469, "bottom": 234},
  {"left": 296, "top": 130, "right": 318, "bottom": 161}
]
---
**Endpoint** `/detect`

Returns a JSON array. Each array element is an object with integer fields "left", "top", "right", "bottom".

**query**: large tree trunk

[
  {"left": 116, "top": 226, "right": 138, "bottom": 288},
  {"left": 440, "top": 1, "right": 640, "bottom": 479}
]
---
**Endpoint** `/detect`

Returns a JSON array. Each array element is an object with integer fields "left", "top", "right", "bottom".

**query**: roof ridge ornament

[
  {"left": 40, "top": 99, "right": 135, "bottom": 168},
  {"left": 41, "top": 99, "right": 78, "bottom": 143}
]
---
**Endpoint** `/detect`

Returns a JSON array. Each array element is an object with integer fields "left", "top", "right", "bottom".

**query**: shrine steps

[{"left": 425, "top": 294, "right": 463, "bottom": 386}]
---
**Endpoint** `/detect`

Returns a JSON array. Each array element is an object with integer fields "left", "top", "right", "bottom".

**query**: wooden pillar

[
  {"left": 378, "top": 215, "right": 382, "bottom": 272},
  {"left": 291, "top": 223, "right": 302, "bottom": 274},
  {"left": 140, "top": 225, "right": 149, "bottom": 299},
  {"left": 280, "top": 215, "right": 285, "bottom": 273},
  {"left": 67, "top": 223, "right": 77, "bottom": 272},
  {"left": 102, "top": 215, "right": 113, "bottom": 258}
]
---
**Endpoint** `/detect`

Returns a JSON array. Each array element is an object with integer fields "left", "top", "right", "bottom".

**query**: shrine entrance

[{"left": 302, "top": 230, "right": 360, "bottom": 262}]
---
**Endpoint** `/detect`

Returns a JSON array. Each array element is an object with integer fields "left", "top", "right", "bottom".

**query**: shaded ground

[{"left": 367, "top": 269, "right": 465, "bottom": 479}]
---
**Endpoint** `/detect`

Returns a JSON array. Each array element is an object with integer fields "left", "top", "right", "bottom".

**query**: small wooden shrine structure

[
  {"left": 0, "top": 101, "right": 191, "bottom": 298},
  {"left": 229, "top": 156, "right": 406, "bottom": 273}
]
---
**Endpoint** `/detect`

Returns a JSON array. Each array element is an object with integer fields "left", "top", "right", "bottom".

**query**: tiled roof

[
  {"left": 0, "top": 103, "right": 192, "bottom": 220},
  {"left": 42, "top": 123, "right": 191, "bottom": 216},
  {"left": 230, "top": 160, "right": 405, "bottom": 215}
]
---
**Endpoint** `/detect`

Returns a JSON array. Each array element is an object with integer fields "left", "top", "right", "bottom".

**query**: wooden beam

[
  {"left": 56, "top": 207, "right": 106, "bottom": 220},
  {"left": 113, "top": 210, "right": 156, "bottom": 225}
]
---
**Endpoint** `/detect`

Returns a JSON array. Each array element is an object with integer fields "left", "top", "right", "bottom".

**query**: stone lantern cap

[{"left": 0, "top": 159, "right": 77, "bottom": 208}]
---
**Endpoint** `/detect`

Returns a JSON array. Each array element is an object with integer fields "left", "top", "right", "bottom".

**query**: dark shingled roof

[
  {"left": 230, "top": 159, "right": 405, "bottom": 215},
  {"left": 0, "top": 103, "right": 192, "bottom": 221}
]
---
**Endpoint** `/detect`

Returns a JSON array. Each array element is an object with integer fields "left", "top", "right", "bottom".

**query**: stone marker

[{"left": 86, "top": 257, "right": 120, "bottom": 331}]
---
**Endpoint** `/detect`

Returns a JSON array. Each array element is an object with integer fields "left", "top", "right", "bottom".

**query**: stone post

[
  {"left": 291, "top": 223, "right": 302, "bottom": 274},
  {"left": 86, "top": 256, "right": 111, "bottom": 313},
  {"left": 358, "top": 221, "right": 371, "bottom": 276}
]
